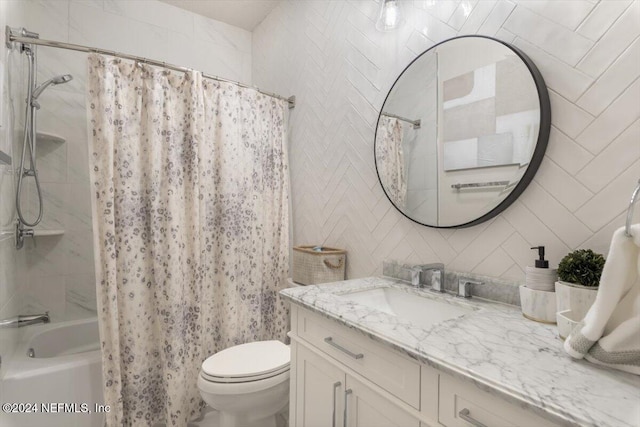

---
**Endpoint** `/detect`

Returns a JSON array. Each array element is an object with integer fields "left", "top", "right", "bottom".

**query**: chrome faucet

[
  {"left": 411, "top": 263, "right": 445, "bottom": 292},
  {"left": 457, "top": 278, "right": 483, "bottom": 298},
  {"left": 0, "top": 311, "right": 50, "bottom": 328}
]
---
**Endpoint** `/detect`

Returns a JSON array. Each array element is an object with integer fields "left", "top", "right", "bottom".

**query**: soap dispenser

[{"left": 525, "top": 246, "right": 557, "bottom": 292}]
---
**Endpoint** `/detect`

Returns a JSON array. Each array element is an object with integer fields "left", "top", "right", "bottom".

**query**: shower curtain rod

[
  {"left": 381, "top": 112, "right": 421, "bottom": 129},
  {"left": 7, "top": 30, "right": 296, "bottom": 109}
]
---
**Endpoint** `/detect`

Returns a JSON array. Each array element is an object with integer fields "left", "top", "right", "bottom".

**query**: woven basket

[{"left": 293, "top": 246, "right": 346, "bottom": 285}]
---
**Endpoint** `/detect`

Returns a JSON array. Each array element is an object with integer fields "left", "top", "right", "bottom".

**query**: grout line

[
  {"left": 573, "top": 117, "right": 640, "bottom": 179},
  {"left": 575, "top": 0, "right": 637, "bottom": 69},
  {"left": 574, "top": 76, "right": 640, "bottom": 152}
]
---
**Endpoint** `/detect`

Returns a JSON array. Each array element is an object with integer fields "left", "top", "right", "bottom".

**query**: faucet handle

[
  {"left": 457, "top": 278, "right": 483, "bottom": 299},
  {"left": 410, "top": 266, "right": 422, "bottom": 287}
]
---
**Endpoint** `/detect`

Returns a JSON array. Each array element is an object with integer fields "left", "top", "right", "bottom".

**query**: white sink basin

[{"left": 339, "top": 287, "right": 475, "bottom": 329}]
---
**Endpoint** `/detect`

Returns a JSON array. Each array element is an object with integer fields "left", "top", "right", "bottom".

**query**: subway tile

[
  {"left": 418, "top": 0, "right": 461, "bottom": 23},
  {"left": 577, "top": 1, "right": 640, "bottom": 78},
  {"left": 473, "top": 247, "right": 514, "bottom": 277},
  {"left": 548, "top": 91, "right": 594, "bottom": 139},
  {"left": 520, "top": 182, "right": 592, "bottom": 248},
  {"left": 500, "top": 263, "right": 525, "bottom": 282},
  {"left": 460, "top": 0, "right": 497, "bottom": 34},
  {"left": 502, "top": 232, "right": 536, "bottom": 269},
  {"left": 406, "top": 30, "right": 433, "bottom": 55},
  {"left": 577, "top": 0, "right": 633, "bottom": 41},
  {"left": 447, "top": 0, "right": 478, "bottom": 31},
  {"left": 577, "top": 38, "right": 640, "bottom": 116},
  {"left": 412, "top": 9, "right": 458, "bottom": 44},
  {"left": 447, "top": 221, "right": 491, "bottom": 253},
  {"left": 577, "top": 120, "right": 640, "bottom": 193},
  {"left": 575, "top": 159, "right": 640, "bottom": 231},
  {"left": 477, "top": 1, "right": 516, "bottom": 37},
  {"left": 505, "top": 6, "right": 594, "bottom": 66},
  {"left": 512, "top": 38, "right": 594, "bottom": 102},
  {"left": 576, "top": 77, "right": 640, "bottom": 154},
  {"left": 448, "top": 217, "right": 514, "bottom": 271},
  {"left": 545, "top": 126, "right": 594, "bottom": 176},
  {"left": 534, "top": 157, "right": 593, "bottom": 212},
  {"left": 494, "top": 28, "right": 516, "bottom": 44},
  {"left": 578, "top": 212, "right": 628, "bottom": 255},
  {"left": 514, "top": 0, "right": 596, "bottom": 30}
]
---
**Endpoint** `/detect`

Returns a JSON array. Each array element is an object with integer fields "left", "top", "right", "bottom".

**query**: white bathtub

[{"left": 1, "top": 317, "right": 105, "bottom": 427}]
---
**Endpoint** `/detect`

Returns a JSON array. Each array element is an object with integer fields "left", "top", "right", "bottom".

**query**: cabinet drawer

[
  {"left": 439, "top": 374, "right": 558, "bottom": 427},
  {"left": 296, "top": 308, "right": 420, "bottom": 409}
]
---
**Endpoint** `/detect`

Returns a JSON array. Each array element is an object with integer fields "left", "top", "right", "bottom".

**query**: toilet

[{"left": 197, "top": 340, "right": 290, "bottom": 427}]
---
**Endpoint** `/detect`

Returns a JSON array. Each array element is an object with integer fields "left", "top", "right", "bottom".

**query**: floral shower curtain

[
  {"left": 375, "top": 115, "right": 407, "bottom": 209},
  {"left": 87, "top": 54, "right": 290, "bottom": 426}
]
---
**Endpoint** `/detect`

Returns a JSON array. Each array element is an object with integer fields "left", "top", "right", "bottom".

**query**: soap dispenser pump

[{"left": 531, "top": 246, "right": 549, "bottom": 268}]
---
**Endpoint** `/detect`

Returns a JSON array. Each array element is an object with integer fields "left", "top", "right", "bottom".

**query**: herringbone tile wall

[{"left": 253, "top": 0, "right": 640, "bottom": 282}]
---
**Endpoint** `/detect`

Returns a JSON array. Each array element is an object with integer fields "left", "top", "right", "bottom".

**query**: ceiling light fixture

[{"left": 375, "top": 0, "right": 405, "bottom": 32}]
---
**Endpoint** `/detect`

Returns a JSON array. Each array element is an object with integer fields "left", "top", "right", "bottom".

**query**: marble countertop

[{"left": 281, "top": 277, "right": 640, "bottom": 427}]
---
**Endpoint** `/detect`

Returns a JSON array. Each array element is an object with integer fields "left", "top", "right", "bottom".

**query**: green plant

[{"left": 557, "top": 249, "right": 606, "bottom": 287}]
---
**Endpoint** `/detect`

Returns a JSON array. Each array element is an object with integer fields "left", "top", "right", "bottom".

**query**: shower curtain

[
  {"left": 375, "top": 116, "right": 407, "bottom": 209},
  {"left": 87, "top": 54, "right": 290, "bottom": 426}
]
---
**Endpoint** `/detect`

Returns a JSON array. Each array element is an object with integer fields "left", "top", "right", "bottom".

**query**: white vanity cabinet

[
  {"left": 289, "top": 304, "right": 563, "bottom": 427},
  {"left": 290, "top": 306, "right": 426, "bottom": 427},
  {"left": 294, "top": 344, "right": 420, "bottom": 427}
]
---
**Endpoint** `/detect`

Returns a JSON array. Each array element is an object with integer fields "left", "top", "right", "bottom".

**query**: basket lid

[{"left": 294, "top": 246, "right": 346, "bottom": 255}]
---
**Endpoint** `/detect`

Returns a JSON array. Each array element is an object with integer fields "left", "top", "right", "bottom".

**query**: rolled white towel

[{"left": 564, "top": 224, "right": 640, "bottom": 375}]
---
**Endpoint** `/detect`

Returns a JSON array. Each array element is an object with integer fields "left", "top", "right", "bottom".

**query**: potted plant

[{"left": 555, "top": 249, "right": 605, "bottom": 321}]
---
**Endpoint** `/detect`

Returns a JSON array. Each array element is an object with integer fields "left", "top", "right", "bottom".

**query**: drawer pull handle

[
  {"left": 324, "top": 337, "right": 364, "bottom": 359},
  {"left": 459, "top": 408, "right": 488, "bottom": 427},
  {"left": 344, "top": 388, "right": 353, "bottom": 427},
  {"left": 332, "top": 381, "right": 341, "bottom": 427}
]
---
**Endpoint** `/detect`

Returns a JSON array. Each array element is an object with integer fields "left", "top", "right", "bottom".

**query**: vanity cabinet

[
  {"left": 294, "top": 344, "right": 420, "bottom": 427},
  {"left": 289, "top": 305, "right": 560, "bottom": 427}
]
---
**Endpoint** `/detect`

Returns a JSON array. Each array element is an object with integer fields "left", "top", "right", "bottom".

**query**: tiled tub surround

[{"left": 281, "top": 277, "right": 640, "bottom": 427}]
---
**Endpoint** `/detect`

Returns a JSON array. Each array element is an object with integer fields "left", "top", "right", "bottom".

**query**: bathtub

[{"left": 1, "top": 317, "right": 105, "bottom": 427}]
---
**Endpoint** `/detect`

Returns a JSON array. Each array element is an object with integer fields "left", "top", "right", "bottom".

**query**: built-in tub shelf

[
  {"left": 33, "top": 229, "right": 65, "bottom": 237},
  {"left": 36, "top": 132, "right": 66, "bottom": 144}
]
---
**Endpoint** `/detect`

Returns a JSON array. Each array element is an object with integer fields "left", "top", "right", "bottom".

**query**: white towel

[{"left": 564, "top": 224, "right": 640, "bottom": 375}]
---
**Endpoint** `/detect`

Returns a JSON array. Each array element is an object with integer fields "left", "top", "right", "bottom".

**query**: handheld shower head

[{"left": 32, "top": 74, "right": 73, "bottom": 100}]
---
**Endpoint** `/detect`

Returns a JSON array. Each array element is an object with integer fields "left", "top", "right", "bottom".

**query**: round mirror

[{"left": 375, "top": 35, "right": 550, "bottom": 228}]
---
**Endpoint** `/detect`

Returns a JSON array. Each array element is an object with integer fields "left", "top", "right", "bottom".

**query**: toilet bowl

[{"left": 197, "top": 340, "right": 290, "bottom": 427}]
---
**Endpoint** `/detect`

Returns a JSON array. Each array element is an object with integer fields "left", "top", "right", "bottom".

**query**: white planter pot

[
  {"left": 519, "top": 286, "right": 557, "bottom": 324},
  {"left": 555, "top": 281, "right": 598, "bottom": 321}
]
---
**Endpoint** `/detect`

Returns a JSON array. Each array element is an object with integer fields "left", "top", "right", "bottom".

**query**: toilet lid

[{"left": 202, "top": 340, "right": 290, "bottom": 380}]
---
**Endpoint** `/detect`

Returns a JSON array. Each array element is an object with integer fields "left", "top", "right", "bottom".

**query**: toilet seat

[{"left": 201, "top": 340, "right": 290, "bottom": 384}]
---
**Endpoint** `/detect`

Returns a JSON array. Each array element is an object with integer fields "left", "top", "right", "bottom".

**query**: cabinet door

[
  {"left": 345, "top": 375, "right": 421, "bottom": 427},
  {"left": 295, "top": 344, "right": 345, "bottom": 427}
]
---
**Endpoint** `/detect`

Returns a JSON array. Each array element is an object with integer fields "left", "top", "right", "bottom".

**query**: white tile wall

[
  {"left": 0, "top": 0, "right": 251, "bottom": 324},
  {"left": 253, "top": 0, "right": 640, "bottom": 282}
]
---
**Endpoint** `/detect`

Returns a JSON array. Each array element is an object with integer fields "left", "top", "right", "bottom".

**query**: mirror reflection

[{"left": 375, "top": 36, "right": 548, "bottom": 228}]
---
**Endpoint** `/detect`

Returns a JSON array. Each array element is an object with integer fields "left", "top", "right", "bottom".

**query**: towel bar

[{"left": 625, "top": 179, "right": 640, "bottom": 237}]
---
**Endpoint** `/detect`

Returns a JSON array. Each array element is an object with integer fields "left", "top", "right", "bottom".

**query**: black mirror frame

[{"left": 375, "top": 35, "right": 551, "bottom": 229}]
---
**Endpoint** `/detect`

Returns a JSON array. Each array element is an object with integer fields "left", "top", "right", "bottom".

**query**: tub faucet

[
  {"left": 0, "top": 311, "right": 50, "bottom": 328},
  {"left": 411, "top": 263, "right": 445, "bottom": 292}
]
